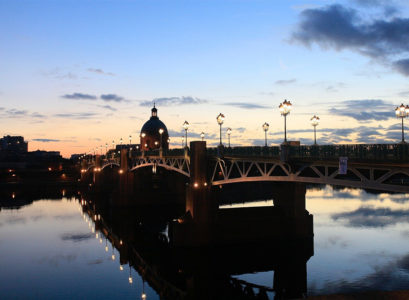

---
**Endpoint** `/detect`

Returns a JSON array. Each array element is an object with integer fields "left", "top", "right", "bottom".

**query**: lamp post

[
  {"left": 262, "top": 122, "right": 269, "bottom": 147},
  {"left": 112, "top": 140, "right": 115, "bottom": 149},
  {"left": 201, "top": 132, "right": 205, "bottom": 141},
  {"left": 216, "top": 113, "right": 225, "bottom": 146},
  {"left": 183, "top": 121, "right": 189, "bottom": 148},
  {"left": 120, "top": 138, "right": 123, "bottom": 149},
  {"left": 226, "top": 128, "right": 232, "bottom": 147},
  {"left": 279, "top": 99, "right": 292, "bottom": 144},
  {"left": 310, "top": 115, "right": 320, "bottom": 145},
  {"left": 395, "top": 104, "right": 409, "bottom": 143},
  {"left": 129, "top": 135, "right": 132, "bottom": 146}
]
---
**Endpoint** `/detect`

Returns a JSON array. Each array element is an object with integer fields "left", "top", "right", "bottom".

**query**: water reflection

[
  {"left": 79, "top": 194, "right": 313, "bottom": 300},
  {"left": 1, "top": 184, "right": 409, "bottom": 299}
]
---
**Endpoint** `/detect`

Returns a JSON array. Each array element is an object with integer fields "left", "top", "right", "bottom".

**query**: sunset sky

[{"left": 1, "top": 0, "right": 409, "bottom": 157}]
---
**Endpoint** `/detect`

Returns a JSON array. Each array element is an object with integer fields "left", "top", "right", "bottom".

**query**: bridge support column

[
  {"left": 272, "top": 182, "right": 306, "bottom": 217},
  {"left": 172, "top": 141, "right": 218, "bottom": 246},
  {"left": 116, "top": 149, "right": 134, "bottom": 205},
  {"left": 93, "top": 155, "right": 102, "bottom": 186},
  {"left": 185, "top": 141, "right": 217, "bottom": 222}
]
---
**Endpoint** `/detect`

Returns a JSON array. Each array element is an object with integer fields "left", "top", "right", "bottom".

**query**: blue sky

[{"left": 1, "top": 0, "right": 409, "bottom": 156}]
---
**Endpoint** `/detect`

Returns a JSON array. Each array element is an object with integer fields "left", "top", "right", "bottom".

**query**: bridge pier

[
  {"left": 116, "top": 149, "right": 134, "bottom": 206},
  {"left": 171, "top": 142, "right": 313, "bottom": 248},
  {"left": 272, "top": 182, "right": 306, "bottom": 217},
  {"left": 93, "top": 155, "right": 102, "bottom": 187}
]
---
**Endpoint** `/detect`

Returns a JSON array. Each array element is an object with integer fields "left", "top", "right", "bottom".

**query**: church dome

[{"left": 140, "top": 105, "right": 169, "bottom": 151}]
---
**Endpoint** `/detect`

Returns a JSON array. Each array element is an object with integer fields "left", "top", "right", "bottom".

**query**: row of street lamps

[
  {"left": 86, "top": 101, "right": 409, "bottom": 155},
  {"left": 182, "top": 102, "right": 320, "bottom": 147}
]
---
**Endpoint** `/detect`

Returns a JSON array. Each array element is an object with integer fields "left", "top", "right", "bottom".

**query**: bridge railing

[
  {"left": 129, "top": 148, "right": 187, "bottom": 158},
  {"left": 207, "top": 146, "right": 280, "bottom": 157},
  {"left": 206, "top": 144, "right": 409, "bottom": 162},
  {"left": 288, "top": 143, "right": 409, "bottom": 161}
]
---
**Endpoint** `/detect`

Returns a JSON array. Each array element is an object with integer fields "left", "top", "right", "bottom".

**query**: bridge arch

[{"left": 101, "top": 162, "right": 120, "bottom": 170}]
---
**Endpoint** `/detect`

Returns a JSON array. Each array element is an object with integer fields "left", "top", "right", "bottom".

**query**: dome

[{"left": 140, "top": 105, "right": 169, "bottom": 151}]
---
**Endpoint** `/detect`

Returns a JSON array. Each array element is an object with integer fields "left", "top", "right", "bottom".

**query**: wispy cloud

[
  {"left": 54, "top": 112, "right": 98, "bottom": 119},
  {"left": 140, "top": 96, "right": 207, "bottom": 107},
  {"left": 61, "top": 93, "right": 97, "bottom": 100},
  {"left": 292, "top": 3, "right": 409, "bottom": 76},
  {"left": 87, "top": 68, "right": 114, "bottom": 76},
  {"left": 222, "top": 102, "right": 269, "bottom": 109},
  {"left": 332, "top": 206, "right": 409, "bottom": 227},
  {"left": 97, "top": 105, "right": 117, "bottom": 111},
  {"left": 32, "top": 138, "right": 61, "bottom": 142},
  {"left": 275, "top": 78, "right": 297, "bottom": 85},
  {"left": 100, "top": 94, "right": 124, "bottom": 102},
  {"left": 328, "top": 99, "right": 394, "bottom": 121},
  {"left": 61, "top": 232, "right": 93, "bottom": 242}
]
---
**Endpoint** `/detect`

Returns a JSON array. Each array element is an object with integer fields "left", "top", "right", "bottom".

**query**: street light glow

[
  {"left": 279, "top": 99, "right": 292, "bottom": 143},
  {"left": 311, "top": 115, "right": 320, "bottom": 145},
  {"left": 262, "top": 122, "right": 269, "bottom": 147},
  {"left": 395, "top": 104, "right": 409, "bottom": 143}
]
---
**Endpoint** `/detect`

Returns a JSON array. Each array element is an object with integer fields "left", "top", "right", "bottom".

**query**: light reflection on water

[
  {"left": 0, "top": 198, "right": 157, "bottom": 300},
  {"left": 0, "top": 186, "right": 408, "bottom": 299}
]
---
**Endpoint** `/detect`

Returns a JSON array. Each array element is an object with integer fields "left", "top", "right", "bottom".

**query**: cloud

[
  {"left": 314, "top": 253, "right": 409, "bottom": 295},
  {"left": 292, "top": 4, "right": 409, "bottom": 76},
  {"left": 328, "top": 99, "right": 394, "bottom": 121},
  {"left": 32, "top": 138, "right": 61, "bottom": 142},
  {"left": 61, "top": 233, "right": 93, "bottom": 242},
  {"left": 393, "top": 58, "right": 409, "bottom": 76},
  {"left": 275, "top": 79, "right": 297, "bottom": 85},
  {"left": 398, "top": 90, "right": 409, "bottom": 97},
  {"left": 222, "top": 102, "right": 269, "bottom": 109},
  {"left": 5, "top": 109, "right": 28, "bottom": 117},
  {"left": 87, "top": 68, "right": 114, "bottom": 76},
  {"left": 140, "top": 96, "right": 207, "bottom": 107},
  {"left": 100, "top": 94, "right": 124, "bottom": 102},
  {"left": 167, "top": 129, "right": 217, "bottom": 139},
  {"left": 332, "top": 206, "right": 409, "bottom": 227},
  {"left": 54, "top": 112, "right": 98, "bottom": 119},
  {"left": 61, "top": 93, "right": 97, "bottom": 100},
  {"left": 97, "top": 105, "right": 117, "bottom": 111},
  {"left": 42, "top": 68, "right": 78, "bottom": 80}
]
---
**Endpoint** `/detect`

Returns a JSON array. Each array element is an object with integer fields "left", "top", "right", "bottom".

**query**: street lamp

[
  {"left": 112, "top": 140, "right": 115, "bottom": 149},
  {"left": 183, "top": 121, "right": 189, "bottom": 148},
  {"left": 262, "top": 122, "right": 269, "bottom": 147},
  {"left": 310, "top": 115, "right": 320, "bottom": 145},
  {"left": 201, "top": 132, "right": 205, "bottom": 141},
  {"left": 395, "top": 104, "right": 409, "bottom": 143},
  {"left": 226, "top": 128, "right": 232, "bottom": 147},
  {"left": 120, "top": 138, "right": 123, "bottom": 149},
  {"left": 216, "top": 113, "right": 225, "bottom": 146},
  {"left": 129, "top": 135, "right": 132, "bottom": 145},
  {"left": 159, "top": 128, "right": 164, "bottom": 150},
  {"left": 279, "top": 99, "right": 292, "bottom": 144}
]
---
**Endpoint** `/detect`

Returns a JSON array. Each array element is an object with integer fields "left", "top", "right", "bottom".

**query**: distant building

[
  {"left": 28, "top": 150, "right": 61, "bottom": 159},
  {"left": 140, "top": 105, "right": 169, "bottom": 151},
  {"left": 0, "top": 135, "right": 28, "bottom": 153}
]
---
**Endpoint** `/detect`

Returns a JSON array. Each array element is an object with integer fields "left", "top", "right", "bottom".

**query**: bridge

[
  {"left": 79, "top": 142, "right": 408, "bottom": 247},
  {"left": 81, "top": 142, "right": 409, "bottom": 193}
]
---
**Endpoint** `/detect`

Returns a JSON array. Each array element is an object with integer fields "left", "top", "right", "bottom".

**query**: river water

[{"left": 0, "top": 185, "right": 408, "bottom": 299}]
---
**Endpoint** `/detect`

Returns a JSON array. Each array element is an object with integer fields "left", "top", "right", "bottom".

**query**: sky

[{"left": 1, "top": 0, "right": 409, "bottom": 157}]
